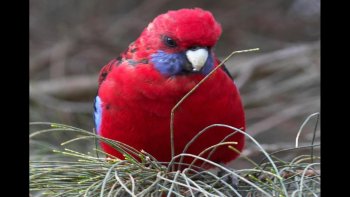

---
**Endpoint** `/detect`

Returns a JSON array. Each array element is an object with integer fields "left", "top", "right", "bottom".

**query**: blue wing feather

[{"left": 93, "top": 96, "right": 102, "bottom": 135}]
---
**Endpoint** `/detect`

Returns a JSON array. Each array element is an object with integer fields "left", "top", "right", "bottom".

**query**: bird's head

[{"left": 135, "top": 8, "right": 222, "bottom": 77}]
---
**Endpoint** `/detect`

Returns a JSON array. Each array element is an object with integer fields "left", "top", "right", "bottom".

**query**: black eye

[{"left": 163, "top": 36, "right": 177, "bottom": 48}]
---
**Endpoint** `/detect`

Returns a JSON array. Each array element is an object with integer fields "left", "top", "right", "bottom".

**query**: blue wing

[
  {"left": 93, "top": 96, "right": 103, "bottom": 135},
  {"left": 94, "top": 57, "right": 121, "bottom": 135}
]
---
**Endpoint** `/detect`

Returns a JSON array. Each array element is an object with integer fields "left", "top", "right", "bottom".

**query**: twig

[
  {"left": 169, "top": 48, "right": 259, "bottom": 170},
  {"left": 30, "top": 40, "right": 75, "bottom": 75},
  {"left": 247, "top": 99, "right": 319, "bottom": 137},
  {"left": 30, "top": 74, "right": 98, "bottom": 99},
  {"left": 226, "top": 41, "right": 319, "bottom": 88},
  {"left": 30, "top": 91, "right": 92, "bottom": 113}
]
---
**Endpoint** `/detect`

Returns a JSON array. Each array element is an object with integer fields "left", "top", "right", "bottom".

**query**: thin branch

[
  {"left": 30, "top": 74, "right": 98, "bottom": 99},
  {"left": 169, "top": 48, "right": 260, "bottom": 169}
]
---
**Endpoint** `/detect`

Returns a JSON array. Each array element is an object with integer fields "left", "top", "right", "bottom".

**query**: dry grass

[{"left": 30, "top": 113, "right": 320, "bottom": 196}]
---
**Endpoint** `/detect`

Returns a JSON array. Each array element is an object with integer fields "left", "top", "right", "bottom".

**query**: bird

[{"left": 94, "top": 8, "right": 245, "bottom": 170}]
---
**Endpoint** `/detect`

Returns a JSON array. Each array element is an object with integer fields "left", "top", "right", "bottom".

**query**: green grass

[{"left": 30, "top": 118, "right": 320, "bottom": 197}]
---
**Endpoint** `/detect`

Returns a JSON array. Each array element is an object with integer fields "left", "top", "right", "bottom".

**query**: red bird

[{"left": 94, "top": 8, "right": 245, "bottom": 169}]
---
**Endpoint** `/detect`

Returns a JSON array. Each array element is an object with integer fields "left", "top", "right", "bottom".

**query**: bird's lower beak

[{"left": 185, "top": 47, "right": 209, "bottom": 72}]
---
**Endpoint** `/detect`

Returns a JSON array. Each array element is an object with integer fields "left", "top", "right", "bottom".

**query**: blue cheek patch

[
  {"left": 94, "top": 96, "right": 102, "bottom": 135},
  {"left": 151, "top": 50, "right": 215, "bottom": 76},
  {"left": 201, "top": 54, "right": 214, "bottom": 75},
  {"left": 151, "top": 51, "right": 185, "bottom": 76}
]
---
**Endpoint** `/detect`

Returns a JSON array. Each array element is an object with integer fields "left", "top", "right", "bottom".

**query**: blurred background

[{"left": 30, "top": 0, "right": 320, "bottom": 167}]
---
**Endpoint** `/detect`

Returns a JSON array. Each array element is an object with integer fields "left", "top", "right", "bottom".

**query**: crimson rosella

[{"left": 94, "top": 8, "right": 245, "bottom": 169}]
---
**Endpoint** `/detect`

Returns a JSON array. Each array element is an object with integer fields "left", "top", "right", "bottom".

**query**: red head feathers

[{"left": 141, "top": 8, "right": 222, "bottom": 52}]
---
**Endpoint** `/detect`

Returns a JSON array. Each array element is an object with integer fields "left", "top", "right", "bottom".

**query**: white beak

[{"left": 186, "top": 48, "right": 208, "bottom": 72}]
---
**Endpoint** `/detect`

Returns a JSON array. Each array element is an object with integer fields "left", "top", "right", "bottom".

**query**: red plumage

[{"left": 96, "top": 8, "right": 245, "bottom": 169}]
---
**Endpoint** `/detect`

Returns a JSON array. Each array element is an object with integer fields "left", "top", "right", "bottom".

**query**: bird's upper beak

[{"left": 185, "top": 47, "right": 209, "bottom": 72}]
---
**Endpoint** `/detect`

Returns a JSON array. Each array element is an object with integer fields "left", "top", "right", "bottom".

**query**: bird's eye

[{"left": 163, "top": 36, "right": 177, "bottom": 48}]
